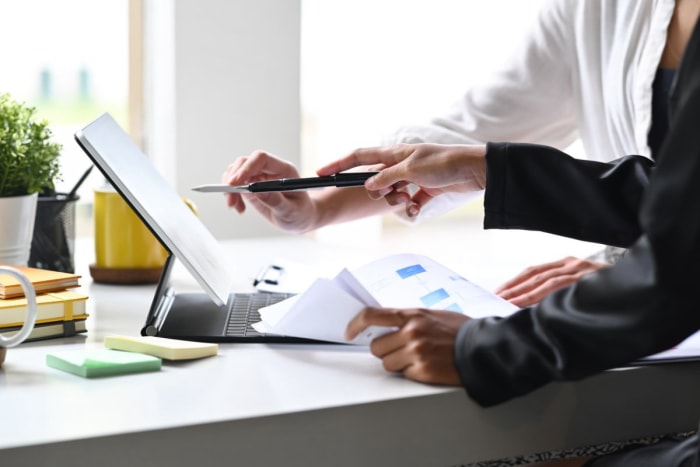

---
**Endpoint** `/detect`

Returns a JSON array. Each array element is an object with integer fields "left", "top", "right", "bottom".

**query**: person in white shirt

[{"left": 222, "top": 0, "right": 678, "bottom": 307}]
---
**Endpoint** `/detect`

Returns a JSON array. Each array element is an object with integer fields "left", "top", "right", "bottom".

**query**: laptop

[{"left": 75, "top": 112, "right": 309, "bottom": 343}]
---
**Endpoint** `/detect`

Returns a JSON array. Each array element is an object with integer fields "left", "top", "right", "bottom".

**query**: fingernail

[{"left": 407, "top": 203, "right": 420, "bottom": 217}]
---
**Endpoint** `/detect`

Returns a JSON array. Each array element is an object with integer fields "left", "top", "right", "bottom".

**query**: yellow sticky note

[{"left": 104, "top": 335, "right": 219, "bottom": 360}]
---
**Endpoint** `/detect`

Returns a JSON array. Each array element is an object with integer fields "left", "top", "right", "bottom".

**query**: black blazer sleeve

[
  {"left": 483, "top": 142, "right": 654, "bottom": 248},
  {"left": 454, "top": 21, "right": 700, "bottom": 407}
]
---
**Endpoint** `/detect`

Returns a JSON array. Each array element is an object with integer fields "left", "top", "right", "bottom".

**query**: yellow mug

[{"left": 91, "top": 187, "right": 168, "bottom": 284}]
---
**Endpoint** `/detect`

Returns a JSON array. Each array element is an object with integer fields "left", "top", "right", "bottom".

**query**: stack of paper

[
  {"left": 250, "top": 254, "right": 700, "bottom": 364},
  {"left": 253, "top": 253, "right": 518, "bottom": 345},
  {"left": 0, "top": 265, "right": 89, "bottom": 342}
]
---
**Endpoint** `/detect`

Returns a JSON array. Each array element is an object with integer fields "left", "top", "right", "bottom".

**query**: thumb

[{"left": 364, "top": 166, "right": 405, "bottom": 192}]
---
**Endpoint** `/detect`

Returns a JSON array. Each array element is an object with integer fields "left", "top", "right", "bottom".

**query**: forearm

[
  {"left": 483, "top": 142, "right": 654, "bottom": 247},
  {"left": 458, "top": 143, "right": 663, "bottom": 407},
  {"left": 307, "top": 186, "right": 398, "bottom": 230}
]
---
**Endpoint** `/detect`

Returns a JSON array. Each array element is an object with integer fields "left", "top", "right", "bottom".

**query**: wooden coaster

[
  {"left": 89, "top": 264, "right": 163, "bottom": 285},
  {"left": 0, "top": 347, "right": 6, "bottom": 368}
]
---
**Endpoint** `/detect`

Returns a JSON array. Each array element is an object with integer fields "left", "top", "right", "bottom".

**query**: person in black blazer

[{"left": 336, "top": 10, "right": 700, "bottom": 467}]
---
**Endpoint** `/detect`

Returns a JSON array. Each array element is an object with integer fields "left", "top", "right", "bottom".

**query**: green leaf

[{"left": 0, "top": 93, "right": 62, "bottom": 197}]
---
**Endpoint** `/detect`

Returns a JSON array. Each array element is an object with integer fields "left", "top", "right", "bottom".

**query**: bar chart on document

[{"left": 350, "top": 254, "right": 518, "bottom": 318}]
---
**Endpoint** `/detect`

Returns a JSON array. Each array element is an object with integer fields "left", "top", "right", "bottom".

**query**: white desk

[{"left": 2, "top": 232, "right": 700, "bottom": 467}]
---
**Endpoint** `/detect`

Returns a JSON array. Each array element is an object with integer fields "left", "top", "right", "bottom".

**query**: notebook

[{"left": 75, "top": 113, "right": 309, "bottom": 343}]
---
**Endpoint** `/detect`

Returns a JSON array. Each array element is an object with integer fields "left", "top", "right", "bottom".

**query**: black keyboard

[{"left": 225, "top": 292, "right": 294, "bottom": 337}]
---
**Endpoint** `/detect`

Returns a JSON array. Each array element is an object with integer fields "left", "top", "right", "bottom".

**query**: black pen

[{"left": 192, "top": 171, "right": 379, "bottom": 193}]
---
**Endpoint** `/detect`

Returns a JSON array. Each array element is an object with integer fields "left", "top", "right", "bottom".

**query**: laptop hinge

[
  {"left": 141, "top": 253, "right": 176, "bottom": 336},
  {"left": 144, "top": 287, "right": 175, "bottom": 336}
]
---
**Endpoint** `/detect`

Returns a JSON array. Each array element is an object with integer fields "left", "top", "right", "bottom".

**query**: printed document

[
  {"left": 254, "top": 252, "right": 700, "bottom": 363},
  {"left": 253, "top": 253, "right": 518, "bottom": 345}
]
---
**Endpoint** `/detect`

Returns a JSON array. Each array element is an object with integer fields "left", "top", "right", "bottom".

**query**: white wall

[{"left": 144, "top": 0, "right": 301, "bottom": 240}]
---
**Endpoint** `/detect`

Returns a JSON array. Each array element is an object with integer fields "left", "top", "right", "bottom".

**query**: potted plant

[{"left": 0, "top": 92, "right": 62, "bottom": 266}]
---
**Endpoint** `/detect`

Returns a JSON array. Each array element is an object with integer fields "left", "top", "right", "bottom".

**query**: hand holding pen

[
  {"left": 210, "top": 150, "right": 382, "bottom": 234},
  {"left": 317, "top": 143, "right": 487, "bottom": 219}
]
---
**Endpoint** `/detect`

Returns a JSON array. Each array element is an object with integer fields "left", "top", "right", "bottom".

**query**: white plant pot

[{"left": 0, "top": 193, "right": 38, "bottom": 266}]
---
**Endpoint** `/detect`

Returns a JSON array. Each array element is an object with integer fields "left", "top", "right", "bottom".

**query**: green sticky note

[{"left": 46, "top": 349, "right": 161, "bottom": 378}]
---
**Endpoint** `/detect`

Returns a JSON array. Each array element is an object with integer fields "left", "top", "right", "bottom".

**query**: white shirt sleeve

[
  {"left": 386, "top": 0, "right": 579, "bottom": 149},
  {"left": 386, "top": 0, "right": 579, "bottom": 223}
]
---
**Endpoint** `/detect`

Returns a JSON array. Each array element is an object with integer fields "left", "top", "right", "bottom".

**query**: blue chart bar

[
  {"left": 396, "top": 264, "right": 426, "bottom": 279},
  {"left": 445, "top": 303, "right": 463, "bottom": 313},
  {"left": 421, "top": 288, "right": 449, "bottom": 307}
]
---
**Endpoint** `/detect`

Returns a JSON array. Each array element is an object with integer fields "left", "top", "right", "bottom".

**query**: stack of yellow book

[{"left": 0, "top": 265, "right": 89, "bottom": 342}]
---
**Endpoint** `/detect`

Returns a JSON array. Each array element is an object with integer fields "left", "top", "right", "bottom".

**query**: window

[
  {"left": 0, "top": 0, "right": 130, "bottom": 236},
  {"left": 300, "top": 0, "right": 546, "bottom": 245}
]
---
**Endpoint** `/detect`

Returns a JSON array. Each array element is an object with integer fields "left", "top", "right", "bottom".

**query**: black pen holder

[{"left": 29, "top": 193, "right": 79, "bottom": 273}]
